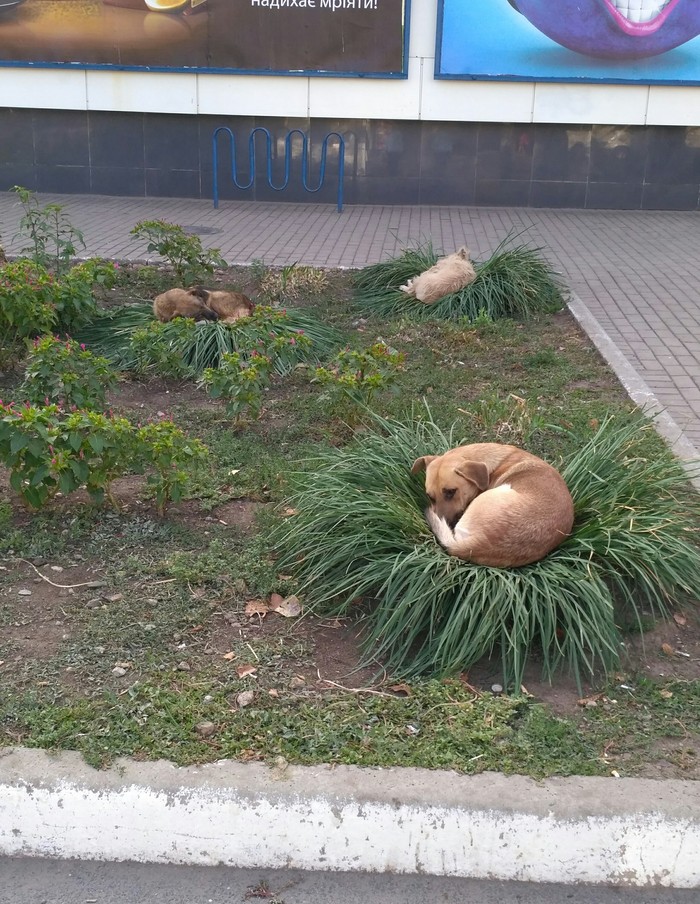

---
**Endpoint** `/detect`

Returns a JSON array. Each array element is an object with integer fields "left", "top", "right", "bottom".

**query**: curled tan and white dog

[
  {"left": 411, "top": 443, "right": 574, "bottom": 568},
  {"left": 400, "top": 247, "right": 477, "bottom": 305},
  {"left": 153, "top": 288, "right": 219, "bottom": 323},
  {"left": 189, "top": 286, "right": 255, "bottom": 323}
]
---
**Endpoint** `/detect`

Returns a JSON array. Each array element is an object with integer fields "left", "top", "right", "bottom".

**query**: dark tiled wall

[{"left": 1, "top": 108, "right": 700, "bottom": 210}]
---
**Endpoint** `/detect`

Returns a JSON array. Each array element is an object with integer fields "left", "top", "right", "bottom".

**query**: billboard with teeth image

[{"left": 437, "top": 0, "right": 700, "bottom": 82}]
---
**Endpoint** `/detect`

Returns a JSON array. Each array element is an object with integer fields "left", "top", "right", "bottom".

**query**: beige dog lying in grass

[
  {"left": 411, "top": 443, "right": 574, "bottom": 568},
  {"left": 153, "top": 287, "right": 254, "bottom": 324},
  {"left": 400, "top": 247, "right": 477, "bottom": 305}
]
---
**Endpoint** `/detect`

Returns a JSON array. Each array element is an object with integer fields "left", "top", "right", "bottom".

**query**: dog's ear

[
  {"left": 188, "top": 285, "right": 210, "bottom": 301},
  {"left": 457, "top": 247, "right": 471, "bottom": 260},
  {"left": 411, "top": 455, "right": 437, "bottom": 475},
  {"left": 454, "top": 459, "right": 489, "bottom": 491}
]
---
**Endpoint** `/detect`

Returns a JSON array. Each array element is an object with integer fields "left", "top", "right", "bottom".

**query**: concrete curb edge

[{"left": 1, "top": 748, "right": 700, "bottom": 887}]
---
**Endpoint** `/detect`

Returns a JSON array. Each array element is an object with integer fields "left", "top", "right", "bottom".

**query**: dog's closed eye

[{"left": 443, "top": 488, "right": 457, "bottom": 499}]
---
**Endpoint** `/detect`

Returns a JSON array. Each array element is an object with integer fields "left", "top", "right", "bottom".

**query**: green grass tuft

[
  {"left": 275, "top": 411, "right": 700, "bottom": 691},
  {"left": 354, "top": 238, "right": 565, "bottom": 321},
  {"left": 73, "top": 303, "right": 342, "bottom": 375}
]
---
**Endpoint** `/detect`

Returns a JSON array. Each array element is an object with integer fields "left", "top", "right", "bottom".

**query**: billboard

[
  {"left": 0, "top": 0, "right": 409, "bottom": 77},
  {"left": 437, "top": 0, "right": 700, "bottom": 85}
]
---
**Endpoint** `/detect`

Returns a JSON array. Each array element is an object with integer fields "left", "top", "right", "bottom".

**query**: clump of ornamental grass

[
  {"left": 275, "top": 411, "right": 700, "bottom": 691},
  {"left": 354, "top": 237, "right": 564, "bottom": 322},
  {"left": 73, "top": 302, "right": 341, "bottom": 375}
]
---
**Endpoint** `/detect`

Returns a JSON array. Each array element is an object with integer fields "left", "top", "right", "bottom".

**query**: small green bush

[
  {"left": 21, "top": 335, "right": 116, "bottom": 411},
  {"left": 276, "top": 412, "right": 700, "bottom": 691},
  {"left": 0, "top": 260, "right": 57, "bottom": 343},
  {"left": 314, "top": 342, "right": 405, "bottom": 419},
  {"left": 0, "top": 401, "right": 207, "bottom": 512},
  {"left": 202, "top": 351, "right": 273, "bottom": 424},
  {"left": 12, "top": 185, "right": 85, "bottom": 276},
  {"left": 0, "top": 258, "right": 117, "bottom": 346},
  {"left": 354, "top": 238, "right": 564, "bottom": 322},
  {"left": 131, "top": 220, "right": 226, "bottom": 285}
]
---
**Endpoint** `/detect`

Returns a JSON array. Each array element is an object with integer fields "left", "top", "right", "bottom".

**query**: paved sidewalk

[{"left": 1, "top": 193, "right": 698, "bottom": 458}]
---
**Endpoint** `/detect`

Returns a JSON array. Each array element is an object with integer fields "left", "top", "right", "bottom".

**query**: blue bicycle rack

[{"left": 212, "top": 127, "right": 346, "bottom": 212}]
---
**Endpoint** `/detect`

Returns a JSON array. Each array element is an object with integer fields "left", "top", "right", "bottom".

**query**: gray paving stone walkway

[{"left": 1, "top": 193, "right": 698, "bottom": 461}]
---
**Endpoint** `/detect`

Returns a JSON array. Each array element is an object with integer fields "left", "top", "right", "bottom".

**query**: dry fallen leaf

[
  {"left": 389, "top": 683, "right": 412, "bottom": 697},
  {"left": 245, "top": 600, "right": 270, "bottom": 618},
  {"left": 269, "top": 592, "right": 285, "bottom": 607},
  {"left": 222, "top": 651, "right": 236, "bottom": 661},
  {"left": 661, "top": 643, "right": 675, "bottom": 657},
  {"left": 282, "top": 508, "right": 298, "bottom": 517},
  {"left": 659, "top": 689, "right": 674, "bottom": 699},
  {"left": 268, "top": 688, "right": 279, "bottom": 698},
  {"left": 673, "top": 613, "right": 687, "bottom": 627},
  {"left": 237, "top": 664, "right": 258, "bottom": 678},
  {"left": 277, "top": 574, "right": 293, "bottom": 581},
  {"left": 271, "top": 595, "right": 301, "bottom": 618}
]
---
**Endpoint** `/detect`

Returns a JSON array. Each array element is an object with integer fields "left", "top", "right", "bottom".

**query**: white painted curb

[{"left": 1, "top": 749, "right": 700, "bottom": 887}]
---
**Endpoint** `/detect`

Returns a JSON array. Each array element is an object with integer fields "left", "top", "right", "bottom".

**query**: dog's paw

[{"left": 399, "top": 280, "right": 415, "bottom": 296}]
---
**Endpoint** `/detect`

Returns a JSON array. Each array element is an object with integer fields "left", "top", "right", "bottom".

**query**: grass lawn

[{"left": 1, "top": 263, "right": 699, "bottom": 777}]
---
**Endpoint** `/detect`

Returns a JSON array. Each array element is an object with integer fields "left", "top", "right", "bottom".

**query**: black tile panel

[
  {"left": 586, "top": 182, "right": 643, "bottom": 210},
  {"left": 0, "top": 109, "right": 35, "bottom": 167},
  {"left": 642, "top": 183, "right": 700, "bottom": 211},
  {"left": 92, "top": 166, "right": 145, "bottom": 197},
  {"left": 33, "top": 110, "right": 89, "bottom": 167},
  {"left": 530, "top": 181, "right": 588, "bottom": 209},
  {"left": 36, "top": 165, "right": 91, "bottom": 194},
  {"left": 144, "top": 113, "right": 201, "bottom": 171},
  {"left": 146, "top": 168, "right": 201, "bottom": 199},
  {"left": 90, "top": 112, "right": 145, "bottom": 169},
  {"left": 590, "top": 125, "right": 647, "bottom": 184},
  {"left": 8, "top": 108, "right": 700, "bottom": 210}
]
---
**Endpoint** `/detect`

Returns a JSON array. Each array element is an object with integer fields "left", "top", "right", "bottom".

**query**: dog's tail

[{"left": 425, "top": 508, "right": 461, "bottom": 553}]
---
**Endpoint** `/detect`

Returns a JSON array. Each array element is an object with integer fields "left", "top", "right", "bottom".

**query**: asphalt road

[{"left": 0, "top": 859, "right": 698, "bottom": 904}]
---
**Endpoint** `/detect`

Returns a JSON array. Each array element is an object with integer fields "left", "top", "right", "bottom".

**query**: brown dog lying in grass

[
  {"left": 411, "top": 443, "right": 574, "bottom": 568},
  {"left": 153, "top": 287, "right": 254, "bottom": 324},
  {"left": 153, "top": 288, "right": 219, "bottom": 323},
  {"left": 400, "top": 247, "right": 477, "bottom": 305},
  {"left": 189, "top": 286, "right": 255, "bottom": 323}
]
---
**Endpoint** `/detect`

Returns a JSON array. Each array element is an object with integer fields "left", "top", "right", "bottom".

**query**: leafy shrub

[
  {"left": 131, "top": 220, "right": 226, "bottom": 285},
  {"left": 0, "top": 260, "right": 57, "bottom": 344},
  {"left": 0, "top": 258, "right": 117, "bottom": 345},
  {"left": 0, "top": 402, "right": 207, "bottom": 512},
  {"left": 201, "top": 351, "right": 273, "bottom": 424},
  {"left": 54, "top": 259, "right": 118, "bottom": 332},
  {"left": 314, "top": 342, "right": 405, "bottom": 416},
  {"left": 276, "top": 412, "right": 700, "bottom": 691},
  {"left": 12, "top": 185, "right": 85, "bottom": 276},
  {"left": 21, "top": 335, "right": 116, "bottom": 411},
  {"left": 354, "top": 238, "right": 564, "bottom": 322}
]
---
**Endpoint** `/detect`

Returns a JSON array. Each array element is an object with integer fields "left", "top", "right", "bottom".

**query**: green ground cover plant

[
  {"left": 276, "top": 411, "right": 700, "bottom": 691},
  {"left": 354, "top": 238, "right": 564, "bottom": 322}
]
